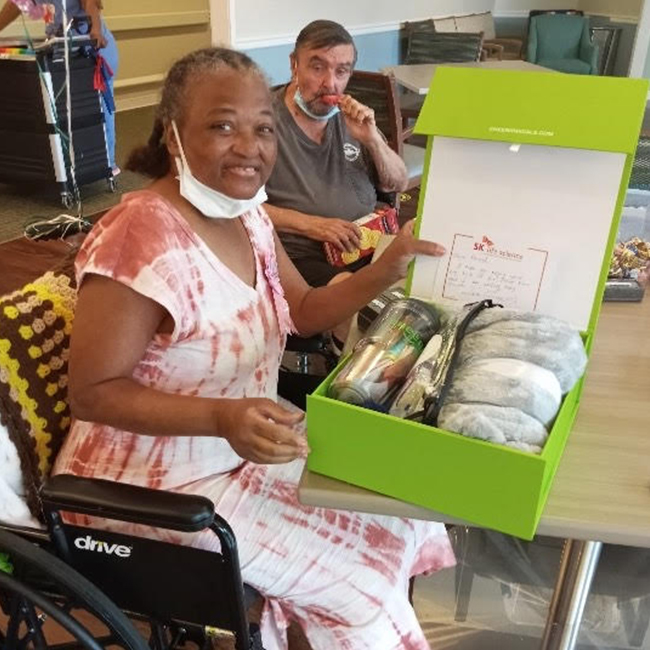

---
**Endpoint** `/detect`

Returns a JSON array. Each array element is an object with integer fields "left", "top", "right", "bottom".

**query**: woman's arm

[
  {"left": 80, "top": 0, "right": 106, "bottom": 48},
  {"left": 69, "top": 274, "right": 306, "bottom": 463},
  {"left": 0, "top": 1, "right": 21, "bottom": 32},
  {"left": 276, "top": 220, "right": 446, "bottom": 336}
]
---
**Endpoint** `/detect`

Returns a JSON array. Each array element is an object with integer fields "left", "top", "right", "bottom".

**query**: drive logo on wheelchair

[{"left": 74, "top": 534, "right": 132, "bottom": 558}]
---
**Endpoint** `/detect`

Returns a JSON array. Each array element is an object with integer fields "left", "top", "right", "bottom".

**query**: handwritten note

[{"left": 441, "top": 234, "right": 548, "bottom": 310}]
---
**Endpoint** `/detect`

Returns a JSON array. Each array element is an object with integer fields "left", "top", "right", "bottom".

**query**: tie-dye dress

[{"left": 53, "top": 190, "right": 455, "bottom": 650}]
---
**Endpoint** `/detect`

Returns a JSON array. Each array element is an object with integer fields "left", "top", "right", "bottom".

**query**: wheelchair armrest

[
  {"left": 285, "top": 333, "right": 330, "bottom": 354},
  {"left": 41, "top": 474, "right": 215, "bottom": 533}
]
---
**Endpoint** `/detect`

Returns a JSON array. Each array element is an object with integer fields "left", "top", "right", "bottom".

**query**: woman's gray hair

[{"left": 126, "top": 48, "right": 266, "bottom": 178}]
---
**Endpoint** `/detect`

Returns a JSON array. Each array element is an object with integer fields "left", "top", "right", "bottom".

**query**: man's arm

[
  {"left": 265, "top": 203, "right": 361, "bottom": 253},
  {"left": 364, "top": 130, "right": 408, "bottom": 193},
  {"left": 0, "top": 1, "right": 21, "bottom": 32},
  {"left": 339, "top": 95, "right": 408, "bottom": 193}
]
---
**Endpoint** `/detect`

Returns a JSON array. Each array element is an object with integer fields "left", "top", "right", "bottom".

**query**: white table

[
  {"left": 299, "top": 297, "right": 650, "bottom": 649},
  {"left": 382, "top": 60, "right": 550, "bottom": 95}
]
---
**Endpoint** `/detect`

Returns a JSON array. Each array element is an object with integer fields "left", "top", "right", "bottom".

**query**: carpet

[{"left": 0, "top": 170, "right": 147, "bottom": 244}]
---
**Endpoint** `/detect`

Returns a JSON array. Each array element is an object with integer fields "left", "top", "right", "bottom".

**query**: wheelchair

[
  {"left": 0, "top": 475, "right": 264, "bottom": 650},
  {"left": 0, "top": 265, "right": 264, "bottom": 649}
]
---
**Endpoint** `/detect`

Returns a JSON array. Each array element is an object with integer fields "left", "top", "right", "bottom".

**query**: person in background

[
  {"left": 0, "top": 0, "right": 119, "bottom": 172},
  {"left": 52, "top": 47, "right": 454, "bottom": 650},
  {"left": 265, "top": 20, "right": 407, "bottom": 345}
]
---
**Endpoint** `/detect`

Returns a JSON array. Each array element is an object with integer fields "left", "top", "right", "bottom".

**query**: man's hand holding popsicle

[{"left": 320, "top": 93, "right": 378, "bottom": 144}]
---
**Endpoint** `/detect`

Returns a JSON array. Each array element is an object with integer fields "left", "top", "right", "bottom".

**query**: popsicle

[{"left": 320, "top": 94, "right": 340, "bottom": 106}]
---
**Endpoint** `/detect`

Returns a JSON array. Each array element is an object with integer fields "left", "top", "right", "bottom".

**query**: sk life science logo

[
  {"left": 74, "top": 535, "right": 132, "bottom": 558},
  {"left": 473, "top": 235, "right": 495, "bottom": 252},
  {"left": 473, "top": 235, "right": 523, "bottom": 261},
  {"left": 343, "top": 142, "right": 360, "bottom": 162}
]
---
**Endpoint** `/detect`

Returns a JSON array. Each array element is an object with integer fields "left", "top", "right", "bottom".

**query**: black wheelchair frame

[{"left": 0, "top": 474, "right": 264, "bottom": 650}]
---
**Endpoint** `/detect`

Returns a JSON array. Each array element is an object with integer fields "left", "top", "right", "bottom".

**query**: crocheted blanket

[{"left": 0, "top": 271, "right": 76, "bottom": 522}]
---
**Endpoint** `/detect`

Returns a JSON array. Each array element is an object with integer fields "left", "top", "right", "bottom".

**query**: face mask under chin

[
  {"left": 171, "top": 120, "right": 267, "bottom": 220},
  {"left": 293, "top": 87, "right": 340, "bottom": 122}
]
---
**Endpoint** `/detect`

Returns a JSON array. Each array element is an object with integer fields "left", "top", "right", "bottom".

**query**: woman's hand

[
  {"left": 375, "top": 219, "right": 446, "bottom": 283},
  {"left": 80, "top": 0, "right": 107, "bottom": 48},
  {"left": 218, "top": 398, "right": 308, "bottom": 464},
  {"left": 90, "top": 22, "right": 107, "bottom": 48}
]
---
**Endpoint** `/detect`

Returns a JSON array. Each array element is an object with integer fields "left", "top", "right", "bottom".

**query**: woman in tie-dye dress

[{"left": 53, "top": 48, "right": 455, "bottom": 650}]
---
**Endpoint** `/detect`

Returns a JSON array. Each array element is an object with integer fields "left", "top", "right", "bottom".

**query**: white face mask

[{"left": 171, "top": 120, "right": 267, "bottom": 220}]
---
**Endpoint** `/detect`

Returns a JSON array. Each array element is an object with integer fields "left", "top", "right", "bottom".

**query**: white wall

[
  {"left": 232, "top": 0, "right": 494, "bottom": 48},
  {"left": 578, "top": 0, "right": 642, "bottom": 20},
  {"left": 494, "top": 0, "right": 642, "bottom": 21},
  {"left": 630, "top": 0, "right": 650, "bottom": 77},
  {"left": 493, "top": 0, "right": 579, "bottom": 15}
]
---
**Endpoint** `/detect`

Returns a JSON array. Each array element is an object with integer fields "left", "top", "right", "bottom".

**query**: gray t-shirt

[{"left": 266, "top": 85, "right": 377, "bottom": 260}]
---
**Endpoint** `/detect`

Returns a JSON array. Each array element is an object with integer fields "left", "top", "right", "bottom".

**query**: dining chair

[
  {"left": 399, "top": 29, "right": 484, "bottom": 127},
  {"left": 345, "top": 69, "right": 425, "bottom": 191}
]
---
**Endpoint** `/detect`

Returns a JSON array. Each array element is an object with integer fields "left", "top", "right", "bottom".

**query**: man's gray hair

[{"left": 294, "top": 20, "right": 358, "bottom": 65}]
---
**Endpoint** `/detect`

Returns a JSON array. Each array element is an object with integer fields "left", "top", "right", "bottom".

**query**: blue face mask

[{"left": 294, "top": 88, "right": 340, "bottom": 121}]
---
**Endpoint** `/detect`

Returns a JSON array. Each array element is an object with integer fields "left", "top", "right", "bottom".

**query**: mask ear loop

[{"left": 171, "top": 120, "right": 191, "bottom": 176}]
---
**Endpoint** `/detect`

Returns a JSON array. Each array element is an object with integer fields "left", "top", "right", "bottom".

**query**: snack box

[{"left": 323, "top": 207, "right": 399, "bottom": 267}]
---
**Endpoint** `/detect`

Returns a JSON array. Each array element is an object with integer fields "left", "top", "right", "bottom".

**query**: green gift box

[{"left": 306, "top": 68, "right": 648, "bottom": 540}]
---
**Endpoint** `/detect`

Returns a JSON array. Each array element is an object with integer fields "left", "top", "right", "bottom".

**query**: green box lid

[
  {"left": 414, "top": 67, "right": 648, "bottom": 154},
  {"left": 408, "top": 68, "right": 648, "bottom": 348}
]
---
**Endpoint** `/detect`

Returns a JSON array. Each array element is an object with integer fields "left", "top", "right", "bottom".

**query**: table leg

[{"left": 540, "top": 539, "right": 603, "bottom": 650}]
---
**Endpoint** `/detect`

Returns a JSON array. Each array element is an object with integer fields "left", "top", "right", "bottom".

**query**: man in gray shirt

[{"left": 265, "top": 20, "right": 408, "bottom": 291}]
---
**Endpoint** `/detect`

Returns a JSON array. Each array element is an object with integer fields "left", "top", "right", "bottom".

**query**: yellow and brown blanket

[{"left": 0, "top": 271, "right": 76, "bottom": 519}]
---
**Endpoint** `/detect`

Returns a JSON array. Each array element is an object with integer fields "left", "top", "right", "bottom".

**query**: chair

[
  {"left": 526, "top": 13, "right": 599, "bottom": 75},
  {"left": 529, "top": 9, "right": 584, "bottom": 21},
  {"left": 400, "top": 28, "right": 484, "bottom": 127},
  {"left": 444, "top": 11, "right": 525, "bottom": 61},
  {"left": 404, "top": 28, "right": 484, "bottom": 66},
  {"left": 590, "top": 25, "right": 621, "bottom": 76},
  {"left": 344, "top": 69, "right": 424, "bottom": 192}
]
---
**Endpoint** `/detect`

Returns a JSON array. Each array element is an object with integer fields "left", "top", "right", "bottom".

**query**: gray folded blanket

[
  {"left": 438, "top": 308, "right": 587, "bottom": 454},
  {"left": 444, "top": 360, "right": 561, "bottom": 427},
  {"left": 457, "top": 309, "right": 587, "bottom": 393},
  {"left": 438, "top": 403, "right": 548, "bottom": 454}
]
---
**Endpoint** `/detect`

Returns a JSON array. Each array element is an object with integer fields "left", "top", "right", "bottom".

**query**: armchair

[{"left": 526, "top": 14, "right": 599, "bottom": 75}]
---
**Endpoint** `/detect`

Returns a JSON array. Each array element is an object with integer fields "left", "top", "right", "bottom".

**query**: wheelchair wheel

[{"left": 0, "top": 529, "right": 147, "bottom": 650}]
